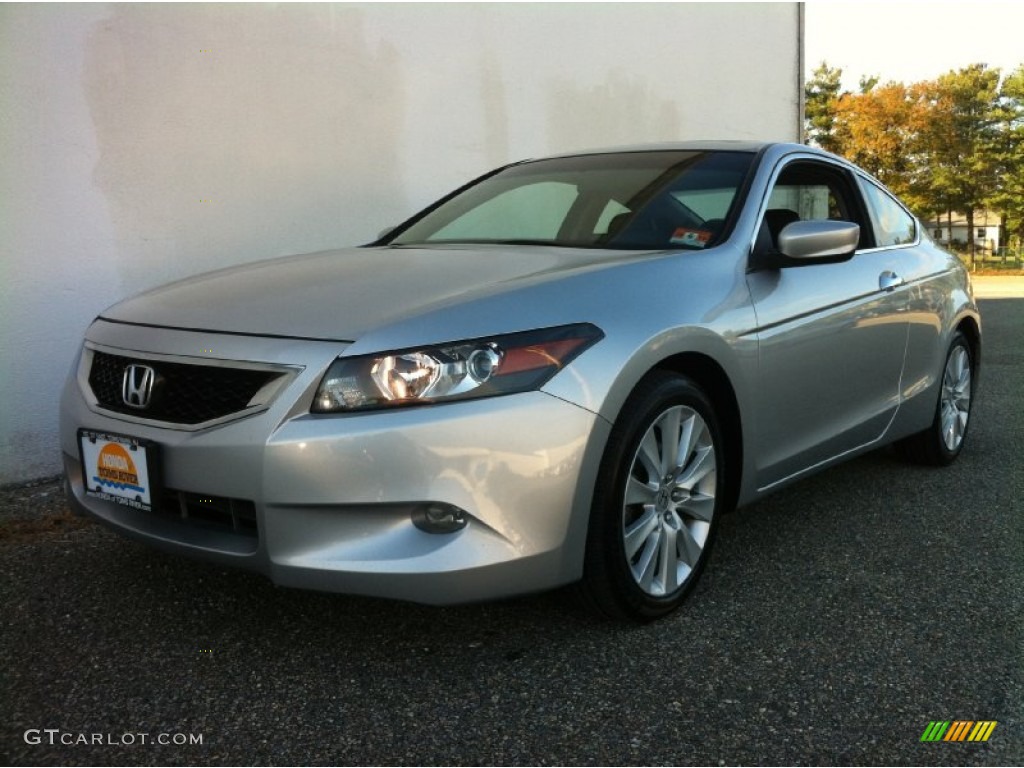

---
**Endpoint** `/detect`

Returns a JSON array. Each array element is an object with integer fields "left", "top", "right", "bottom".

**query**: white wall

[{"left": 0, "top": 2, "right": 801, "bottom": 484}]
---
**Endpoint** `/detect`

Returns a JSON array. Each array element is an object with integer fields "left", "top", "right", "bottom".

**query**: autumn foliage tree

[
  {"left": 805, "top": 61, "right": 1024, "bottom": 257},
  {"left": 831, "top": 81, "right": 927, "bottom": 200}
]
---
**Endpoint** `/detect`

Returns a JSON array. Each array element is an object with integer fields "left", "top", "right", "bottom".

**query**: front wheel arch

[
  {"left": 653, "top": 353, "right": 744, "bottom": 514},
  {"left": 579, "top": 370, "right": 729, "bottom": 621}
]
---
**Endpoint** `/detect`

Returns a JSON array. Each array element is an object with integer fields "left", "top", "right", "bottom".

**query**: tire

[
  {"left": 896, "top": 331, "right": 974, "bottom": 466},
  {"left": 581, "top": 371, "right": 725, "bottom": 622}
]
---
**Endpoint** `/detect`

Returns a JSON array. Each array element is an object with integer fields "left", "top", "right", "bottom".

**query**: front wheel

[
  {"left": 896, "top": 331, "right": 974, "bottom": 466},
  {"left": 581, "top": 372, "right": 725, "bottom": 621}
]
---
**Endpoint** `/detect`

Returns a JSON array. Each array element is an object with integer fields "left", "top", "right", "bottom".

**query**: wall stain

[
  {"left": 546, "top": 70, "right": 682, "bottom": 154},
  {"left": 479, "top": 53, "right": 509, "bottom": 170},
  {"left": 83, "top": 4, "right": 407, "bottom": 294}
]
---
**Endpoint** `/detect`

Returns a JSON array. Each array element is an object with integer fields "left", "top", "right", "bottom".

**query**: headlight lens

[{"left": 313, "top": 323, "right": 603, "bottom": 412}]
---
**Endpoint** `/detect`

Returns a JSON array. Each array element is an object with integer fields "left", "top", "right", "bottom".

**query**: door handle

[{"left": 879, "top": 271, "right": 904, "bottom": 291}]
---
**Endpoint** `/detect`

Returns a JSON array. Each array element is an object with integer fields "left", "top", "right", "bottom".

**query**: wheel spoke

[
  {"left": 954, "top": 386, "right": 971, "bottom": 412},
  {"left": 943, "top": 365, "right": 955, "bottom": 389},
  {"left": 677, "top": 445, "right": 714, "bottom": 488},
  {"left": 956, "top": 409, "right": 969, "bottom": 438},
  {"left": 625, "top": 475, "right": 658, "bottom": 506},
  {"left": 624, "top": 507, "right": 660, "bottom": 559},
  {"left": 955, "top": 365, "right": 970, "bottom": 392},
  {"left": 679, "top": 493, "right": 715, "bottom": 523},
  {"left": 657, "top": 408, "right": 682, "bottom": 475},
  {"left": 671, "top": 412, "right": 695, "bottom": 470},
  {"left": 634, "top": 530, "right": 660, "bottom": 592},
  {"left": 639, "top": 430, "right": 662, "bottom": 481},
  {"left": 658, "top": 524, "right": 679, "bottom": 594},
  {"left": 676, "top": 522, "right": 703, "bottom": 567}
]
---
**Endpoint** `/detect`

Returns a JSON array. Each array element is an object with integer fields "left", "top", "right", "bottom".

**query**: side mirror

[
  {"left": 749, "top": 219, "right": 860, "bottom": 271},
  {"left": 778, "top": 220, "right": 860, "bottom": 260}
]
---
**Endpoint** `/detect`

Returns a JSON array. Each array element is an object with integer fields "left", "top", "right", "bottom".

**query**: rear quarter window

[{"left": 859, "top": 179, "right": 917, "bottom": 247}]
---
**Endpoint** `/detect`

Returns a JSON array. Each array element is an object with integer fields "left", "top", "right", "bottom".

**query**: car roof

[
  {"left": 521, "top": 141, "right": 850, "bottom": 175},
  {"left": 534, "top": 140, "right": 795, "bottom": 160}
]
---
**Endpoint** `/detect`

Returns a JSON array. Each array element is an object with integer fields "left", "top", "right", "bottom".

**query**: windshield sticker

[{"left": 670, "top": 228, "right": 712, "bottom": 248}]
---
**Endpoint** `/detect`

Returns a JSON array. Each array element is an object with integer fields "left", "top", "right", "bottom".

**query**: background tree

[
  {"left": 831, "top": 80, "right": 927, "bottom": 202},
  {"left": 804, "top": 62, "right": 844, "bottom": 152},
  {"left": 858, "top": 74, "right": 880, "bottom": 94},
  {"left": 915, "top": 64, "right": 1002, "bottom": 261},
  {"left": 804, "top": 61, "right": 1024, "bottom": 263},
  {"left": 987, "top": 64, "right": 1024, "bottom": 248}
]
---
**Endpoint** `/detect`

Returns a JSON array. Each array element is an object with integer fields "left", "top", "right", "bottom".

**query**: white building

[
  {"left": 0, "top": 3, "right": 804, "bottom": 484},
  {"left": 930, "top": 211, "right": 1001, "bottom": 252}
]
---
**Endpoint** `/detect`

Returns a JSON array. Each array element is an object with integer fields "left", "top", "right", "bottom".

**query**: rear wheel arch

[
  {"left": 956, "top": 315, "right": 981, "bottom": 379},
  {"left": 895, "top": 328, "right": 975, "bottom": 465}
]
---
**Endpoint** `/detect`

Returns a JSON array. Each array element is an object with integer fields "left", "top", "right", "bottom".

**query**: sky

[{"left": 804, "top": 1, "right": 1024, "bottom": 90}]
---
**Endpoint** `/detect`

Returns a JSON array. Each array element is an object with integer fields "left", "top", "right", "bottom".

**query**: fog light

[{"left": 412, "top": 503, "right": 468, "bottom": 533}]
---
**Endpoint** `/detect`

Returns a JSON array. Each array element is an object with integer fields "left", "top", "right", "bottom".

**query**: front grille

[
  {"left": 159, "top": 489, "right": 259, "bottom": 539},
  {"left": 88, "top": 350, "right": 280, "bottom": 425}
]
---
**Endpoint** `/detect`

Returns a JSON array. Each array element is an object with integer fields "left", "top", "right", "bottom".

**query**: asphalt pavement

[{"left": 2, "top": 287, "right": 1021, "bottom": 766}]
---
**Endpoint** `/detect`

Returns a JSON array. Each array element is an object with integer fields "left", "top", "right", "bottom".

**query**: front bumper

[{"left": 60, "top": 323, "right": 607, "bottom": 604}]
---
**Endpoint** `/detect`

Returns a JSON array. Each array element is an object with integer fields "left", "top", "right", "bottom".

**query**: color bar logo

[{"left": 920, "top": 721, "right": 997, "bottom": 742}]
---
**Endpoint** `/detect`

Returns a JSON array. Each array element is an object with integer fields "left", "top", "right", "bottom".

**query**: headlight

[{"left": 312, "top": 323, "right": 603, "bottom": 412}]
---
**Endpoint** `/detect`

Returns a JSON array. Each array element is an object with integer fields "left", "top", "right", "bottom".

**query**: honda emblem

[{"left": 122, "top": 364, "right": 157, "bottom": 409}]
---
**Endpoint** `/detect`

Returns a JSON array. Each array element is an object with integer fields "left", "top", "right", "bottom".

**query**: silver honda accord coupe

[{"left": 60, "top": 142, "right": 980, "bottom": 620}]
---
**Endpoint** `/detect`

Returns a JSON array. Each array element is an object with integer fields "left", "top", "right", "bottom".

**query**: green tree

[
  {"left": 804, "top": 62, "right": 844, "bottom": 152},
  {"left": 987, "top": 65, "right": 1024, "bottom": 249},
  {"left": 915, "top": 64, "right": 1002, "bottom": 261},
  {"left": 858, "top": 74, "right": 880, "bottom": 94}
]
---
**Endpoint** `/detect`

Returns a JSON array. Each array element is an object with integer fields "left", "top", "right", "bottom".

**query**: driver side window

[{"left": 760, "top": 161, "right": 871, "bottom": 251}]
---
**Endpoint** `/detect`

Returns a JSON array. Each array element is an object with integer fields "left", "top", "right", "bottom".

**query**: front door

[{"left": 747, "top": 158, "right": 909, "bottom": 489}]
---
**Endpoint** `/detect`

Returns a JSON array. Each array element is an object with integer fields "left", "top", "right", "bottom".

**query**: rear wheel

[
  {"left": 896, "top": 331, "right": 974, "bottom": 466},
  {"left": 581, "top": 372, "right": 724, "bottom": 621}
]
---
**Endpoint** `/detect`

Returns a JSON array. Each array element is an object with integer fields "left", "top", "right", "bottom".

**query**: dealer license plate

[{"left": 79, "top": 430, "right": 158, "bottom": 512}]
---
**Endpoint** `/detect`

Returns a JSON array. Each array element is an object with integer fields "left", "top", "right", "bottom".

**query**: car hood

[{"left": 100, "top": 245, "right": 656, "bottom": 341}]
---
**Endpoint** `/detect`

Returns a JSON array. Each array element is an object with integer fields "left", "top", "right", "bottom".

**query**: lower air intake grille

[{"left": 160, "top": 490, "right": 259, "bottom": 539}]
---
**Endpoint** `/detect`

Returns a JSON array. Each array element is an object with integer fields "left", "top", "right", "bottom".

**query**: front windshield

[{"left": 388, "top": 150, "right": 755, "bottom": 251}]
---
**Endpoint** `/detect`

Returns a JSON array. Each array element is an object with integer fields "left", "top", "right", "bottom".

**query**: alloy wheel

[
  {"left": 622, "top": 405, "right": 717, "bottom": 597},
  {"left": 940, "top": 343, "right": 972, "bottom": 452}
]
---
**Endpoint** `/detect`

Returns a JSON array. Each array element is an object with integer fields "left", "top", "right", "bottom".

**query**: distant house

[{"left": 930, "top": 211, "right": 1001, "bottom": 252}]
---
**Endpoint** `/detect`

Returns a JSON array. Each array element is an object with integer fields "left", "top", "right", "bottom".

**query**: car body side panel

[
  {"left": 539, "top": 247, "right": 757, "bottom": 416},
  {"left": 745, "top": 250, "right": 909, "bottom": 489},
  {"left": 887, "top": 258, "right": 980, "bottom": 441},
  {"left": 538, "top": 244, "right": 762, "bottom": 505}
]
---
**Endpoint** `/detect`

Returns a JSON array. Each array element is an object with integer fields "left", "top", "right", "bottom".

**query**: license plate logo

[{"left": 80, "top": 432, "right": 153, "bottom": 510}]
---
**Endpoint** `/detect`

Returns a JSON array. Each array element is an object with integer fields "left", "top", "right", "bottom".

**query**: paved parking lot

[{"left": 2, "top": 286, "right": 1021, "bottom": 766}]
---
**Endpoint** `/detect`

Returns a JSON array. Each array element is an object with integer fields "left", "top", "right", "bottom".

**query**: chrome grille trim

[{"left": 79, "top": 342, "right": 301, "bottom": 431}]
